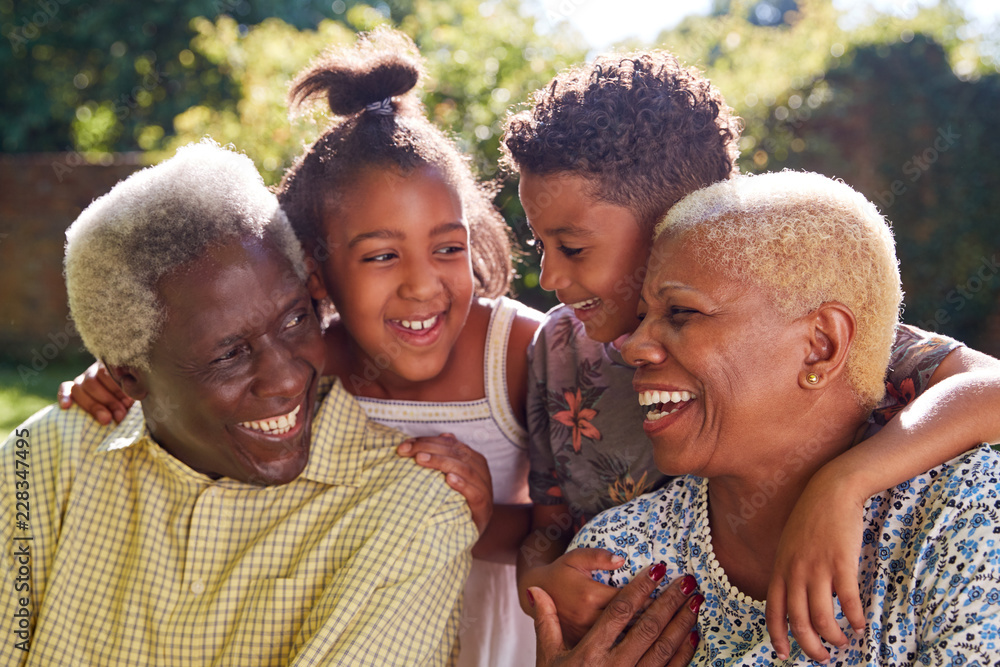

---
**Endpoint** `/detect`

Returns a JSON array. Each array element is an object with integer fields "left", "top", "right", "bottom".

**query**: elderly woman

[{"left": 566, "top": 171, "right": 1000, "bottom": 664}]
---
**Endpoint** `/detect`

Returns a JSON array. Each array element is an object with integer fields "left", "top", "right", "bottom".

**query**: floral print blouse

[
  {"left": 569, "top": 445, "right": 1000, "bottom": 665},
  {"left": 526, "top": 304, "right": 961, "bottom": 529}
]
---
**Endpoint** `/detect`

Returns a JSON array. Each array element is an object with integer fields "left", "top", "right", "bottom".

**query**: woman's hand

[
  {"left": 57, "top": 360, "right": 133, "bottom": 425},
  {"left": 397, "top": 434, "right": 493, "bottom": 535},
  {"left": 530, "top": 565, "right": 701, "bottom": 667},
  {"left": 519, "top": 548, "right": 630, "bottom": 647},
  {"left": 766, "top": 463, "right": 866, "bottom": 662}
]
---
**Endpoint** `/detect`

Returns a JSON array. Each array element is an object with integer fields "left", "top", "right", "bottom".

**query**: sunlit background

[{"left": 541, "top": 0, "right": 999, "bottom": 50}]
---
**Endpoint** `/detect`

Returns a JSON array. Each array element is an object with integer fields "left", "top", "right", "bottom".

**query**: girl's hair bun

[{"left": 289, "top": 26, "right": 424, "bottom": 117}]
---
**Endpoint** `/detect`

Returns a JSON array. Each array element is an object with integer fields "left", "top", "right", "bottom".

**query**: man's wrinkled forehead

[{"left": 152, "top": 237, "right": 310, "bottom": 357}]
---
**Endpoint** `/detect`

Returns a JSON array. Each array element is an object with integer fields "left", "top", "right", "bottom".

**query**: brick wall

[{"left": 0, "top": 153, "right": 142, "bottom": 367}]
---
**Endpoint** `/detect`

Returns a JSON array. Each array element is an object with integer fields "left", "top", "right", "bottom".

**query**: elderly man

[{"left": 0, "top": 141, "right": 476, "bottom": 665}]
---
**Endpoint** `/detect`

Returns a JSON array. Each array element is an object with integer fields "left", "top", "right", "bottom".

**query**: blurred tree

[
  {"left": 1, "top": 0, "right": 584, "bottom": 308},
  {"left": 0, "top": 0, "right": 421, "bottom": 155},
  {"left": 762, "top": 36, "right": 1000, "bottom": 353},
  {"left": 6, "top": 0, "right": 997, "bottom": 326},
  {"left": 151, "top": 17, "right": 355, "bottom": 182},
  {"left": 748, "top": 0, "right": 799, "bottom": 27}
]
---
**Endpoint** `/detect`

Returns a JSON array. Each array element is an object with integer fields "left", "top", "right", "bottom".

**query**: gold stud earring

[{"left": 806, "top": 372, "right": 819, "bottom": 385}]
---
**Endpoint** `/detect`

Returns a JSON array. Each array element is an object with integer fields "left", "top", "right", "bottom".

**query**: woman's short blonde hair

[{"left": 654, "top": 170, "right": 902, "bottom": 408}]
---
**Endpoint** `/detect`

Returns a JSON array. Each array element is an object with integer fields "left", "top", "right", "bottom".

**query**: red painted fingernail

[
  {"left": 649, "top": 562, "right": 667, "bottom": 582},
  {"left": 689, "top": 594, "right": 704, "bottom": 613},
  {"left": 526, "top": 589, "right": 536, "bottom": 608},
  {"left": 680, "top": 574, "right": 697, "bottom": 596},
  {"left": 689, "top": 630, "right": 699, "bottom": 648}
]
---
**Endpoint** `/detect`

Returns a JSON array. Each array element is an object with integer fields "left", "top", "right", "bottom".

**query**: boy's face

[{"left": 520, "top": 170, "right": 651, "bottom": 343}]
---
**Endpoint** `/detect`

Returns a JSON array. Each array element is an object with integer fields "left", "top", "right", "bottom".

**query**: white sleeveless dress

[{"left": 355, "top": 297, "right": 536, "bottom": 667}]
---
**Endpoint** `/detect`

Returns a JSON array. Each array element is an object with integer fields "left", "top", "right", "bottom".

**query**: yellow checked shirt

[{"left": 0, "top": 377, "right": 476, "bottom": 666}]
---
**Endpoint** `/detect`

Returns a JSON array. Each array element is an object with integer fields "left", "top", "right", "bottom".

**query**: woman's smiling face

[
  {"left": 519, "top": 170, "right": 652, "bottom": 343},
  {"left": 621, "top": 232, "right": 806, "bottom": 477}
]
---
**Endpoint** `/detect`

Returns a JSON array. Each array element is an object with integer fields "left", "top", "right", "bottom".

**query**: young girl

[
  {"left": 500, "top": 50, "right": 1000, "bottom": 662},
  {"left": 60, "top": 28, "right": 542, "bottom": 667}
]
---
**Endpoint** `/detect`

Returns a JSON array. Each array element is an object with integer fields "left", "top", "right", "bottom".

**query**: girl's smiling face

[
  {"left": 320, "top": 165, "right": 475, "bottom": 388},
  {"left": 519, "top": 170, "right": 652, "bottom": 343}
]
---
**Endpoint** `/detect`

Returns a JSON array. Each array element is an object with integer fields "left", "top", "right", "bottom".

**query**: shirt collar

[
  {"left": 94, "top": 376, "right": 407, "bottom": 488},
  {"left": 300, "top": 376, "right": 408, "bottom": 486},
  {"left": 95, "top": 403, "right": 151, "bottom": 453},
  {"left": 297, "top": 376, "right": 407, "bottom": 486}
]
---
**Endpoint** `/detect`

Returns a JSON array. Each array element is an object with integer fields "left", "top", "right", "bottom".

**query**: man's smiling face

[{"left": 122, "top": 235, "right": 326, "bottom": 486}]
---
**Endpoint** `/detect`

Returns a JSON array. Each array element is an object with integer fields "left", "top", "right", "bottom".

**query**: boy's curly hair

[
  {"left": 502, "top": 50, "right": 742, "bottom": 226},
  {"left": 277, "top": 27, "right": 513, "bottom": 298}
]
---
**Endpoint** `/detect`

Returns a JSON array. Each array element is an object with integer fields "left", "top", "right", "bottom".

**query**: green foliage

[
  {"left": 761, "top": 36, "right": 1000, "bottom": 352},
  {"left": 155, "top": 17, "right": 356, "bottom": 183},
  {"left": 1, "top": 0, "right": 235, "bottom": 153},
  {"left": 651, "top": 0, "right": 975, "bottom": 171},
  {"left": 0, "top": 0, "right": 400, "bottom": 156}
]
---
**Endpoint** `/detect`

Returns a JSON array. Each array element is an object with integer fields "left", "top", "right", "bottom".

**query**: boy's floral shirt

[{"left": 526, "top": 305, "right": 961, "bottom": 529}]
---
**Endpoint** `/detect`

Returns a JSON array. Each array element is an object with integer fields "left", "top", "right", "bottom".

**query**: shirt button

[{"left": 190, "top": 579, "right": 206, "bottom": 595}]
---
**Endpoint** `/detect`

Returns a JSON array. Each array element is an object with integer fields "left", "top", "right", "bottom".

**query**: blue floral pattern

[{"left": 569, "top": 446, "right": 1000, "bottom": 665}]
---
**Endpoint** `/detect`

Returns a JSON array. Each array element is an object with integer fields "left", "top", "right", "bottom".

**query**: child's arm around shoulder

[
  {"left": 57, "top": 360, "right": 133, "bottom": 425},
  {"left": 768, "top": 328, "right": 1000, "bottom": 662}
]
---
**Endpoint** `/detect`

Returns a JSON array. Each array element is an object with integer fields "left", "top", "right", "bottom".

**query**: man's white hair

[{"left": 65, "top": 139, "right": 308, "bottom": 371}]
